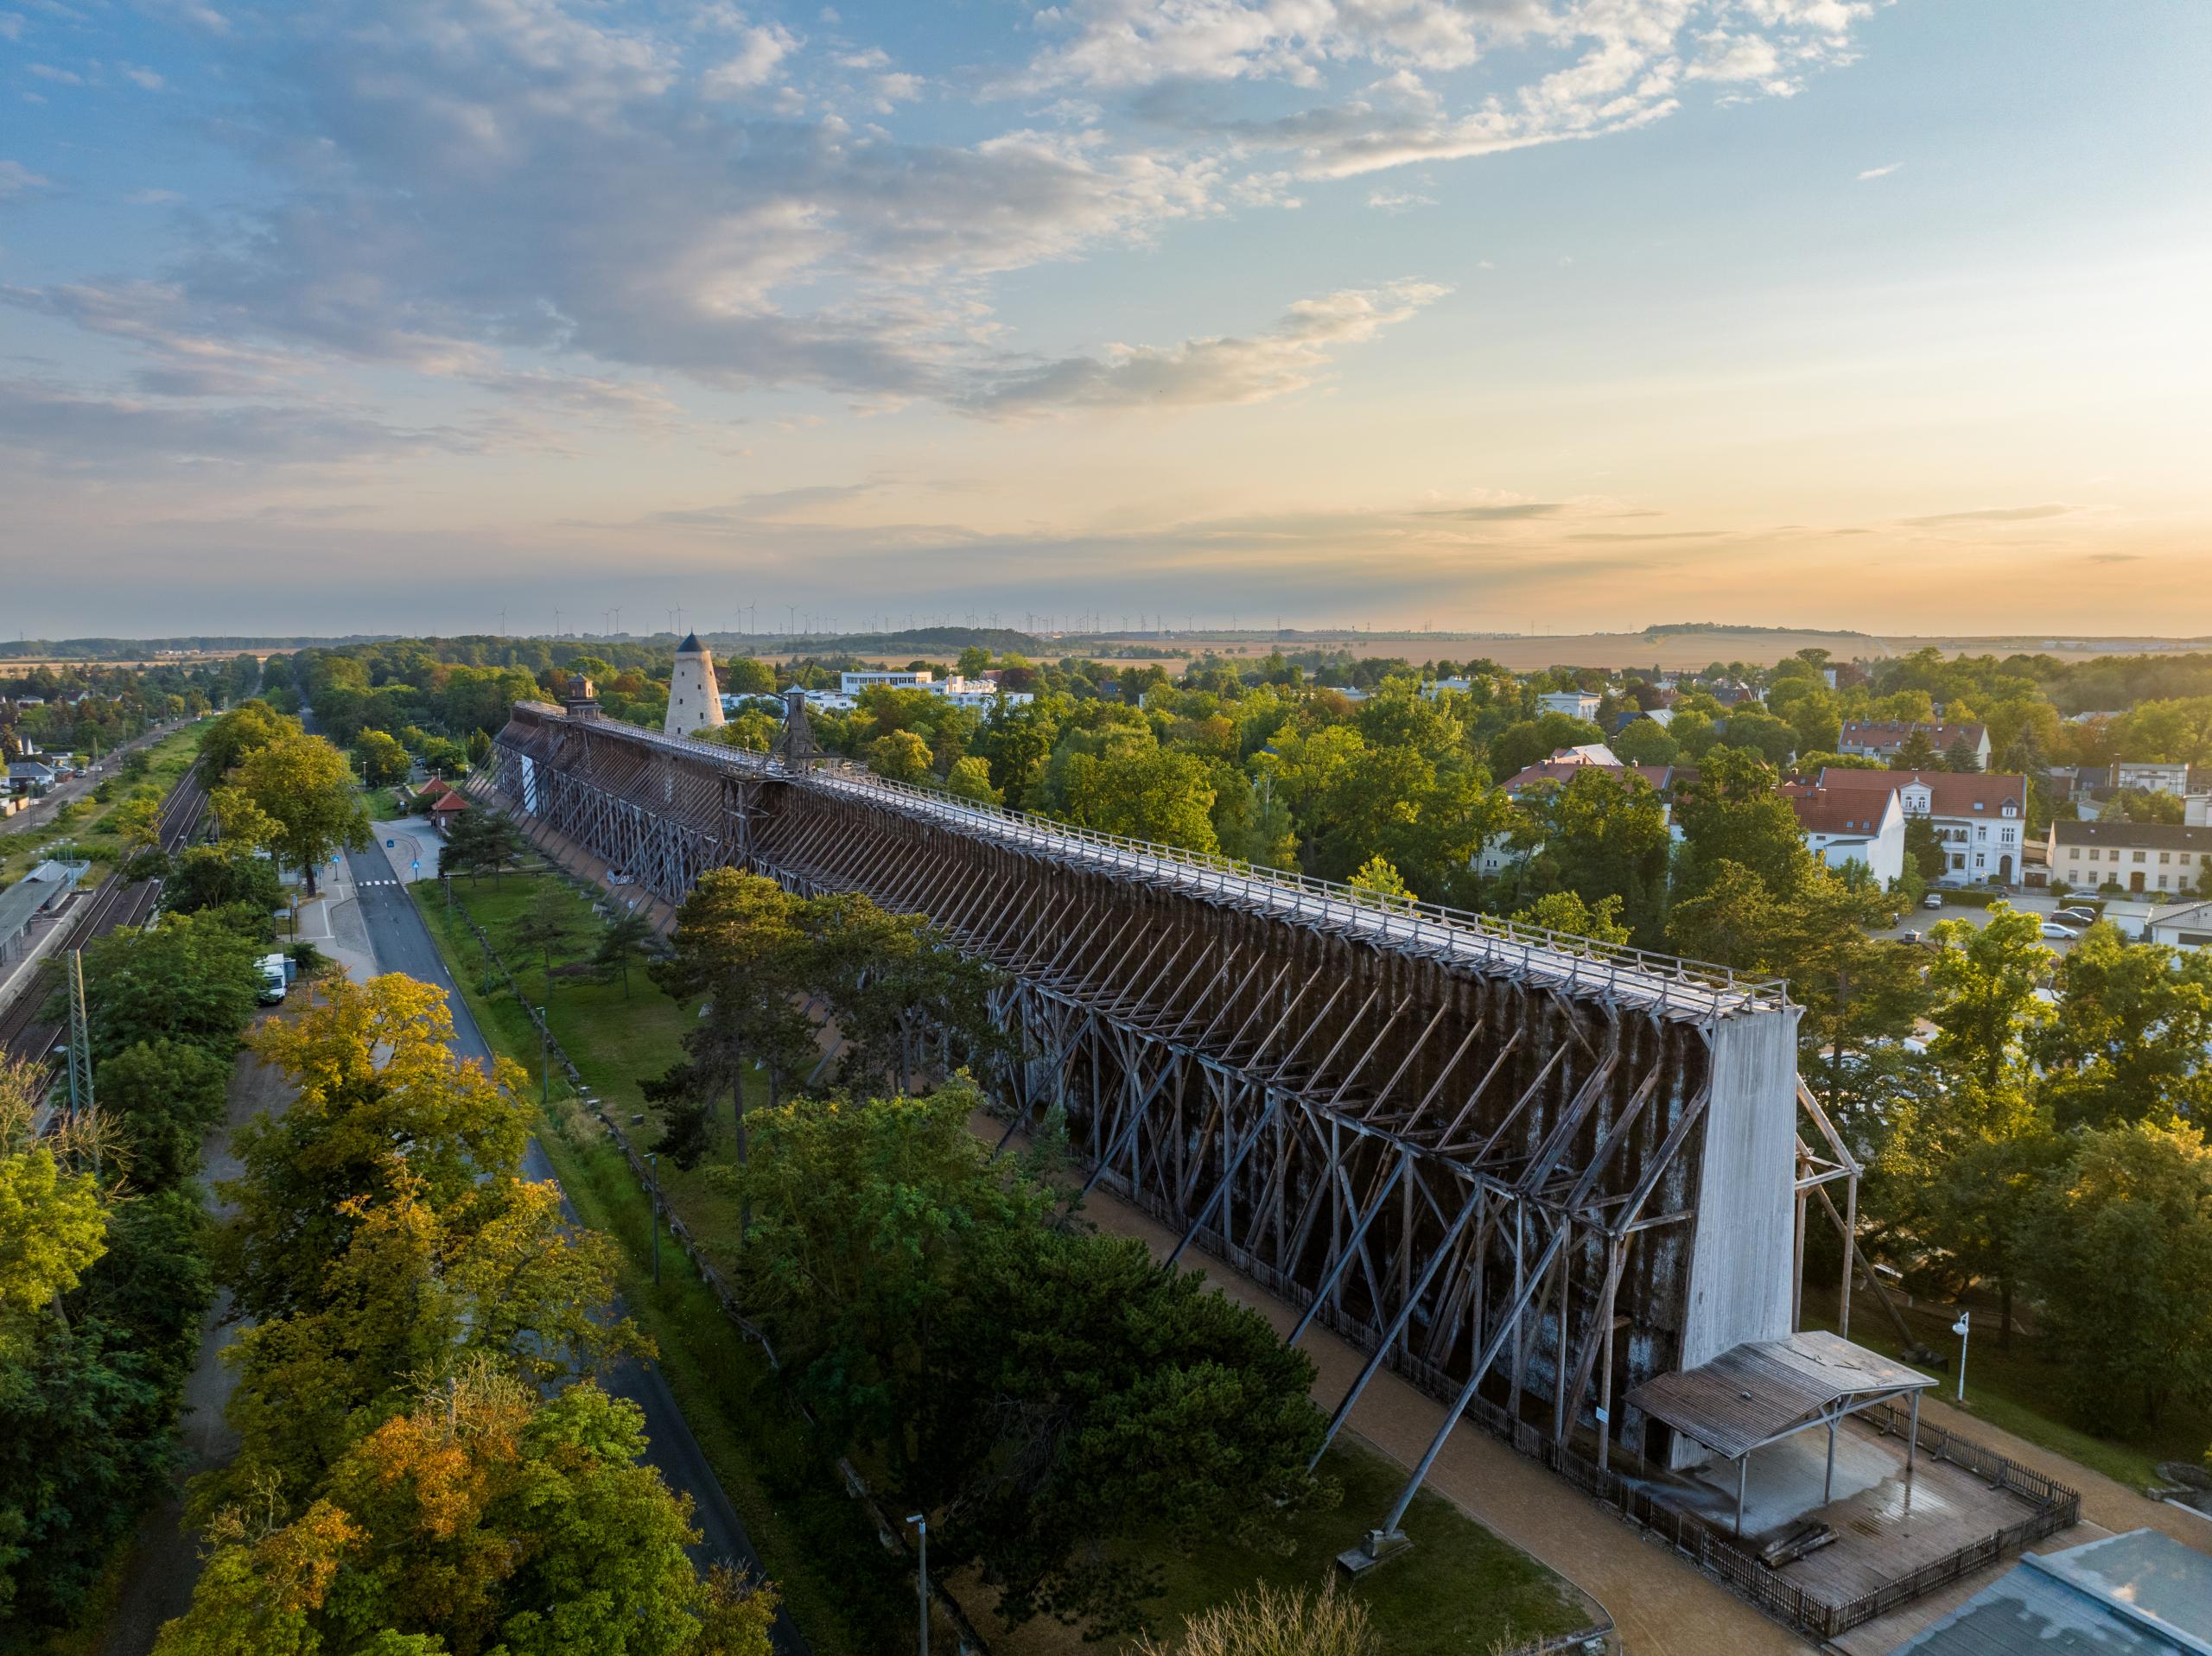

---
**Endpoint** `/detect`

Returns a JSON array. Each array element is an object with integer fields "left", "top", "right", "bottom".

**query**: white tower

[{"left": 664, "top": 632, "right": 726, "bottom": 738}]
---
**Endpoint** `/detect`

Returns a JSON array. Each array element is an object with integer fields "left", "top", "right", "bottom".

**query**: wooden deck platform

[{"left": 1663, "top": 1414, "right": 2054, "bottom": 1608}]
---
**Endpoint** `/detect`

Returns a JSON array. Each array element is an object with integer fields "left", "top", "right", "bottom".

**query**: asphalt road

[{"left": 340, "top": 845, "right": 809, "bottom": 1655}]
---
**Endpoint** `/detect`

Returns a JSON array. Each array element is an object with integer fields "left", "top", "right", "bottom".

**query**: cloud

[
  {"left": 121, "top": 63, "right": 167, "bottom": 91},
  {"left": 28, "top": 62, "right": 84, "bottom": 85},
  {"left": 1039, "top": 0, "right": 1875, "bottom": 177},
  {"left": 0, "top": 14, "right": 22, "bottom": 42},
  {"left": 1857, "top": 161, "right": 1902, "bottom": 180},
  {"left": 2084, "top": 553, "right": 2139, "bottom": 564},
  {"left": 123, "top": 187, "right": 183, "bottom": 206},
  {"left": 0, "top": 377, "right": 456, "bottom": 473},
  {"left": 703, "top": 22, "right": 798, "bottom": 93},
  {"left": 6, "top": 2, "right": 1225, "bottom": 411},
  {"left": 1414, "top": 502, "right": 1566, "bottom": 521},
  {"left": 1901, "top": 504, "right": 2075, "bottom": 527},
  {"left": 7, "top": 0, "right": 1890, "bottom": 442},
  {"left": 1367, "top": 187, "right": 1435, "bottom": 212},
  {"left": 0, "top": 160, "right": 52, "bottom": 198},
  {"left": 958, "top": 280, "right": 1445, "bottom": 416}
]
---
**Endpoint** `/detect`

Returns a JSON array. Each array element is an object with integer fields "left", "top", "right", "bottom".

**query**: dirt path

[
  {"left": 1008, "top": 1127, "right": 1815, "bottom": 1656},
  {"left": 96, "top": 1027, "right": 295, "bottom": 1656}
]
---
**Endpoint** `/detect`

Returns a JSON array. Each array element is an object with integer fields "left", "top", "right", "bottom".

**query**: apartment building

[
  {"left": 1816, "top": 767, "right": 2029, "bottom": 885},
  {"left": 1786, "top": 785, "right": 1906, "bottom": 886},
  {"left": 2046, "top": 820, "right": 2212, "bottom": 898},
  {"left": 1834, "top": 720, "right": 1992, "bottom": 768}
]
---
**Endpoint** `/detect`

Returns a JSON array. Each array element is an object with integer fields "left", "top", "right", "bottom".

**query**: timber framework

[{"left": 489, "top": 697, "right": 2070, "bottom": 1639}]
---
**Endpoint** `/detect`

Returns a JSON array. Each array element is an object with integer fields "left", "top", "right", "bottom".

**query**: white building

[
  {"left": 2046, "top": 820, "right": 2211, "bottom": 898},
  {"left": 2115, "top": 760, "right": 2192, "bottom": 796},
  {"left": 838, "top": 669, "right": 1032, "bottom": 711},
  {"left": 840, "top": 669, "right": 936, "bottom": 694},
  {"left": 1537, "top": 689, "right": 1602, "bottom": 721},
  {"left": 1789, "top": 785, "right": 1906, "bottom": 887},
  {"left": 664, "top": 633, "right": 726, "bottom": 738},
  {"left": 2149, "top": 899, "right": 2212, "bottom": 949},
  {"left": 1818, "top": 767, "right": 2029, "bottom": 885}
]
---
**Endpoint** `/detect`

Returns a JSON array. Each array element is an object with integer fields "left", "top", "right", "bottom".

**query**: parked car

[
  {"left": 2055, "top": 907, "right": 2099, "bottom": 926},
  {"left": 1923, "top": 893, "right": 1944, "bottom": 910},
  {"left": 1899, "top": 930, "right": 1924, "bottom": 945},
  {"left": 2039, "top": 921, "right": 2082, "bottom": 940}
]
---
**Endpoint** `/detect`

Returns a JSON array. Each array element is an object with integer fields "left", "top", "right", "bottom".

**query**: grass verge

[
  {"left": 415, "top": 868, "right": 1592, "bottom": 1656},
  {"left": 411, "top": 875, "right": 912, "bottom": 1656}
]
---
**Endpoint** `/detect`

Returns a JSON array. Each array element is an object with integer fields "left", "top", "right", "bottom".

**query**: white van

[{"left": 257, "top": 953, "right": 289, "bottom": 1006}]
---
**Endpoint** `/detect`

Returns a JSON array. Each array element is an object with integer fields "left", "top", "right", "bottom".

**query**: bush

[
  {"left": 1935, "top": 887, "right": 2002, "bottom": 909},
  {"left": 1135, "top": 1583, "right": 1377, "bottom": 1656}
]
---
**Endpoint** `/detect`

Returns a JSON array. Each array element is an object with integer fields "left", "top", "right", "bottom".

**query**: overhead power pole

[{"left": 65, "top": 949, "right": 94, "bottom": 1122}]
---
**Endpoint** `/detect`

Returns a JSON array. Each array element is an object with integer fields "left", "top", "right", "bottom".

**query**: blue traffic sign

[
  {"left": 386, "top": 839, "right": 395, "bottom": 848},
  {"left": 410, "top": 860, "right": 420, "bottom": 871}
]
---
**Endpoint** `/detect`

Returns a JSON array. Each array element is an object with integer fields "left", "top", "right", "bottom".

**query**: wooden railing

[{"left": 507, "top": 701, "right": 1790, "bottom": 1018}]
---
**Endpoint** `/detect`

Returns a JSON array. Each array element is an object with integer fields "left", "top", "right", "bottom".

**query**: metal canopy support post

[
  {"left": 1737, "top": 1452, "right": 1750, "bottom": 1537},
  {"left": 1907, "top": 1388, "right": 1920, "bottom": 1477},
  {"left": 1825, "top": 1418, "right": 1838, "bottom": 1504}
]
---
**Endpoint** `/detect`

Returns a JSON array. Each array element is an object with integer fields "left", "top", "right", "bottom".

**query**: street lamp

[
  {"left": 906, "top": 1513, "right": 929, "bottom": 1656},
  {"left": 1953, "top": 1310, "right": 1970, "bottom": 1403}
]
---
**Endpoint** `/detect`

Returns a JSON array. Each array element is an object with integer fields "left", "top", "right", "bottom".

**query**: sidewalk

[{"left": 286, "top": 850, "right": 376, "bottom": 986}]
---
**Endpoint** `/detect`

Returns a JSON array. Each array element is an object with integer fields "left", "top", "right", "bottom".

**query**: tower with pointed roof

[{"left": 664, "top": 632, "right": 726, "bottom": 738}]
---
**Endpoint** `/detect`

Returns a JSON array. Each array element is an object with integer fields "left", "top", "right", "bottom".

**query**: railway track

[{"left": 0, "top": 770, "right": 210, "bottom": 1064}]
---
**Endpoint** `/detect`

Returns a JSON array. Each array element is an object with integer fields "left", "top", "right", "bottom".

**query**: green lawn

[
  {"left": 1019, "top": 1436, "right": 1587, "bottom": 1656},
  {"left": 412, "top": 871, "right": 1592, "bottom": 1656},
  {"left": 363, "top": 786, "right": 411, "bottom": 821},
  {"left": 1800, "top": 1285, "right": 2209, "bottom": 1491}
]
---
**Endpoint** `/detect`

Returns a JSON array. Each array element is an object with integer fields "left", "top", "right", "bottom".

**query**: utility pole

[
  {"left": 650, "top": 1152, "right": 662, "bottom": 1284},
  {"left": 65, "top": 949, "right": 93, "bottom": 1124}
]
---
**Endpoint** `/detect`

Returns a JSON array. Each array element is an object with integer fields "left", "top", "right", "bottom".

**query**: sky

[{"left": 2, "top": 0, "right": 2209, "bottom": 640}]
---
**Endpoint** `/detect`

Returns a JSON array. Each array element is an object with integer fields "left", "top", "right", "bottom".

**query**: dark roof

[
  {"left": 2052, "top": 819, "right": 2212, "bottom": 853},
  {"left": 1896, "top": 1529, "right": 2212, "bottom": 1655},
  {"left": 1502, "top": 760, "right": 1692, "bottom": 796},
  {"left": 1626, "top": 1330, "right": 1933, "bottom": 1461},
  {"left": 677, "top": 631, "right": 703, "bottom": 654}
]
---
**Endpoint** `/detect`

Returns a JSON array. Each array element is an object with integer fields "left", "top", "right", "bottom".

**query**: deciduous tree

[
  {"left": 214, "top": 730, "right": 370, "bottom": 896},
  {"left": 221, "top": 975, "right": 531, "bottom": 1322},
  {"left": 2017, "top": 1120, "right": 2212, "bottom": 1426}
]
